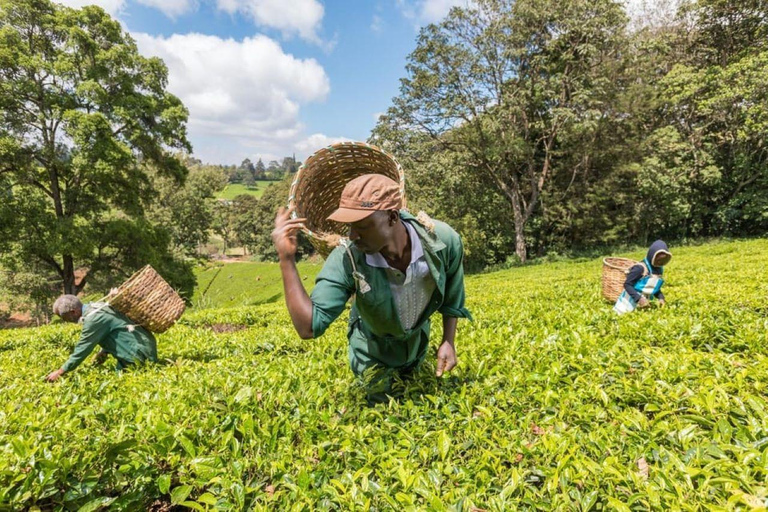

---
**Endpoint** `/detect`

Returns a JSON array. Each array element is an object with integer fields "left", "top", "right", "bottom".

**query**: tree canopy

[
  {"left": 0, "top": 0, "right": 192, "bottom": 299},
  {"left": 372, "top": 0, "right": 768, "bottom": 268}
]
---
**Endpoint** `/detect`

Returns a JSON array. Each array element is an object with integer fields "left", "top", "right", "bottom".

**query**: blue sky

[{"left": 56, "top": 0, "right": 473, "bottom": 164}]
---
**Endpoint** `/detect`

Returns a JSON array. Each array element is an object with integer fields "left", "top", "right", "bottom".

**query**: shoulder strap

[
  {"left": 81, "top": 301, "right": 111, "bottom": 322},
  {"left": 339, "top": 239, "right": 371, "bottom": 295},
  {"left": 642, "top": 258, "right": 652, "bottom": 277}
]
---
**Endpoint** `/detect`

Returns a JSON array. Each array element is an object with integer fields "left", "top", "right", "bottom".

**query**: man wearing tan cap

[{"left": 272, "top": 174, "right": 471, "bottom": 403}]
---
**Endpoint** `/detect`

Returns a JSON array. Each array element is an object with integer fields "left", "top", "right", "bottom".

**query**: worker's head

[
  {"left": 647, "top": 240, "right": 672, "bottom": 267},
  {"left": 327, "top": 174, "right": 403, "bottom": 254},
  {"left": 53, "top": 294, "right": 83, "bottom": 323}
]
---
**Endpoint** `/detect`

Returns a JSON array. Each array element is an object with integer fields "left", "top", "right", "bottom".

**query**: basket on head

[
  {"left": 108, "top": 265, "right": 185, "bottom": 333},
  {"left": 288, "top": 141, "right": 406, "bottom": 258},
  {"left": 601, "top": 257, "right": 639, "bottom": 302}
]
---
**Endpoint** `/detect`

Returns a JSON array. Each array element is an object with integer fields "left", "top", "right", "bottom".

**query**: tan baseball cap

[{"left": 327, "top": 174, "right": 403, "bottom": 223}]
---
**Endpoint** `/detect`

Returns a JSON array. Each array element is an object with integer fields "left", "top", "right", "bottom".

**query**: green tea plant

[{"left": 1, "top": 239, "right": 767, "bottom": 510}]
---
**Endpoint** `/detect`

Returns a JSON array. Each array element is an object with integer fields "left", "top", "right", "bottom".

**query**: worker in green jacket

[
  {"left": 46, "top": 295, "right": 158, "bottom": 381},
  {"left": 272, "top": 174, "right": 471, "bottom": 403}
]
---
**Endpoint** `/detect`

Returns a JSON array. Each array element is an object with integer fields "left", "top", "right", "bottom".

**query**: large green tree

[
  {"left": 148, "top": 160, "right": 227, "bottom": 257},
  {"left": 0, "top": 0, "right": 190, "bottom": 295},
  {"left": 374, "top": 0, "right": 627, "bottom": 262}
]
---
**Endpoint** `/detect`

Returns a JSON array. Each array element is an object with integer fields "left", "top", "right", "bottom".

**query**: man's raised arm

[{"left": 272, "top": 207, "right": 313, "bottom": 339}]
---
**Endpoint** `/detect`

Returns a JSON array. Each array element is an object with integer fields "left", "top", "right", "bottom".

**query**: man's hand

[
  {"left": 638, "top": 296, "right": 650, "bottom": 308},
  {"left": 93, "top": 350, "right": 108, "bottom": 366},
  {"left": 436, "top": 341, "right": 457, "bottom": 377},
  {"left": 658, "top": 299, "right": 666, "bottom": 308},
  {"left": 272, "top": 207, "right": 306, "bottom": 261},
  {"left": 46, "top": 368, "right": 65, "bottom": 382}
]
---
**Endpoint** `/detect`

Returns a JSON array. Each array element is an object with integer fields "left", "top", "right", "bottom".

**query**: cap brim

[{"left": 326, "top": 208, "right": 376, "bottom": 223}]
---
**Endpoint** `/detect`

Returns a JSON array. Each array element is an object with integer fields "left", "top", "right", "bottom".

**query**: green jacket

[
  {"left": 310, "top": 211, "right": 471, "bottom": 374},
  {"left": 62, "top": 303, "right": 158, "bottom": 373}
]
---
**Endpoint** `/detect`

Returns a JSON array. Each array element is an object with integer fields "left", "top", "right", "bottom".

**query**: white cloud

[
  {"left": 295, "top": 134, "right": 353, "bottom": 155},
  {"left": 133, "top": 32, "right": 336, "bottom": 162},
  {"left": 419, "top": 0, "right": 470, "bottom": 23},
  {"left": 55, "top": 0, "right": 126, "bottom": 15},
  {"left": 215, "top": 0, "right": 325, "bottom": 43},
  {"left": 135, "top": 0, "right": 197, "bottom": 18},
  {"left": 371, "top": 14, "right": 384, "bottom": 33},
  {"left": 397, "top": 0, "right": 473, "bottom": 25}
]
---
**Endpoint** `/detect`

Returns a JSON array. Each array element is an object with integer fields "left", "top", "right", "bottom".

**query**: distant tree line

[{"left": 206, "top": 156, "right": 299, "bottom": 186}]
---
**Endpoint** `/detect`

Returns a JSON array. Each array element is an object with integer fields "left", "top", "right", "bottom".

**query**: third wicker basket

[
  {"left": 288, "top": 141, "right": 406, "bottom": 258},
  {"left": 601, "top": 257, "right": 638, "bottom": 302}
]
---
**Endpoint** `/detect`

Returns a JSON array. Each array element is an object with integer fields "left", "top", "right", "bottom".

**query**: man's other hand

[
  {"left": 638, "top": 296, "right": 650, "bottom": 308},
  {"left": 46, "top": 368, "right": 65, "bottom": 382},
  {"left": 436, "top": 341, "right": 457, "bottom": 377}
]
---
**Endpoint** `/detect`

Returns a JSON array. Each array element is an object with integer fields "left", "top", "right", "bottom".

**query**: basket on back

[
  {"left": 601, "top": 257, "right": 638, "bottom": 302},
  {"left": 108, "top": 265, "right": 185, "bottom": 333},
  {"left": 288, "top": 141, "right": 406, "bottom": 258}
]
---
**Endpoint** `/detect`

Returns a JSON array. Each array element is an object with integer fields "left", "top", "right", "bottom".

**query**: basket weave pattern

[
  {"left": 601, "top": 257, "right": 638, "bottom": 302},
  {"left": 288, "top": 142, "right": 406, "bottom": 258},
  {"left": 109, "top": 265, "right": 185, "bottom": 333}
]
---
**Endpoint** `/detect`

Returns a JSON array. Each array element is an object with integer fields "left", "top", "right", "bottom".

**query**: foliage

[
  {"left": 374, "top": 0, "right": 628, "bottom": 262},
  {"left": 148, "top": 162, "right": 227, "bottom": 257},
  {"left": 372, "top": 0, "right": 768, "bottom": 261},
  {"left": 645, "top": 50, "right": 768, "bottom": 237},
  {"left": 0, "top": 0, "right": 191, "bottom": 295},
  {"left": 1, "top": 239, "right": 767, "bottom": 509},
  {"left": 0, "top": 265, "right": 58, "bottom": 323}
]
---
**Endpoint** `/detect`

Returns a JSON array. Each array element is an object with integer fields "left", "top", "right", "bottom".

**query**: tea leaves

[{"left": 1, "top": 239, "right": 767, "bottom": 510}]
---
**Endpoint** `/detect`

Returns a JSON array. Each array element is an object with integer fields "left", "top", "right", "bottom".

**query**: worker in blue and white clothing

[{"left": 613, "top": 240, "right": 672, "bottom": 315}]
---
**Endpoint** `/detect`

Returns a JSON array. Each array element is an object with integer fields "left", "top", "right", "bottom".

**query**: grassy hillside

[
  {"left": 216, "top": 182, "right": 278, "bottom": 200},
  {"left": 191, "top": 261, "right": 322, "bottom": 309},
  {"left": 1, "top": 239, "right": 767, "bottom": 509}
]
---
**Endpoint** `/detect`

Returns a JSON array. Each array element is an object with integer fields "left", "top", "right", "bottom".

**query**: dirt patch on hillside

[
  {"left": 208, "top": 323, "right": 248, "bottom": 334},
  {"left": 0, "top": 312, "right": 35, "bottom": 329}
]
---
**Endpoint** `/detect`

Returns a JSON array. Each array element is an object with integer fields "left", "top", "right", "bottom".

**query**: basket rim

[
  {"left": 110, "top": 264, "right": 153, "bottom": 301},
  {"left": 287, "top": 141, "right": 406, "bottom": 246},
  {"left": 602, "top": 257, "right": 638, "bottom": 271}
]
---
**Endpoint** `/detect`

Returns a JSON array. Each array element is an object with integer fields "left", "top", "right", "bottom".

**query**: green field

[
  {"left": 192, "top": 261, "right": 322, "bottom": 309},
  {"left": 2, "top": 239, "right": 768, "bottom": 510},
  {"left": 216, "top": 182, "right": 278, "bottom": 200}
]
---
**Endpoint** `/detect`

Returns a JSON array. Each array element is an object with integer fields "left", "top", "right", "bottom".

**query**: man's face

[{"left": 347, "top": 210, "right": 397, "bottom": 254}]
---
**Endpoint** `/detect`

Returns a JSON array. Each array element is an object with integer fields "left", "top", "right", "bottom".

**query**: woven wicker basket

[
  {"left": 108, "top": 265, "right": 185, "bottom": 333},
  {"left": 288, "top": 141, "right": 406, "bottom": 258},
  {"left": 601, "top": 257, "right": 638, "bottom": 302}
]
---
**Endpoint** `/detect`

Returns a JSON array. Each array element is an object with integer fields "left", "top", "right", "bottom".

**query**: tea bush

[{"left": 1, "top": 239, "right": 767, "bottom": 510}]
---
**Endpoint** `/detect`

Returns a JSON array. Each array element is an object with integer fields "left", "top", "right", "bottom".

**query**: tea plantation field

[{"left": 1, "top": 239, "right": 767, "bottom": 510}]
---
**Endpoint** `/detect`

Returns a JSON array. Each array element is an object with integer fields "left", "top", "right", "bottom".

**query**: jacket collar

[{"left": 400, "top": 210, "right": 446, "bottom": 253}]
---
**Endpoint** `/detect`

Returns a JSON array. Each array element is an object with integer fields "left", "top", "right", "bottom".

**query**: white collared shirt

[{"left": 365, "top": 221, "right": 436, "bottom": 331}]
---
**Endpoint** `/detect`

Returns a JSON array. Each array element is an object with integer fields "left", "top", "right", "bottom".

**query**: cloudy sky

[{"left": 56, "top": 0, "right": 474, "bottom": 164}]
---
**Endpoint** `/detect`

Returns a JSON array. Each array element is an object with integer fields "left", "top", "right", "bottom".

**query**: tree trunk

[
  {"left": 511, "top": 193, "right": 528, "bottom": 263},
  {"left": 514, "top": 220, "right": 527, "bottom": 263},
  {"left": 62, "top": 255, "right": 76, "bottom": 295}
]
